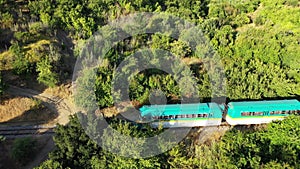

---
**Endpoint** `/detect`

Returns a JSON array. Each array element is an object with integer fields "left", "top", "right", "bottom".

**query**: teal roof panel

[
  {"left": 140, "top": 103, "right": 222, "bottom": 118},
  {"left": 228, "top": 99, "right": 300, "bottom": 113}
]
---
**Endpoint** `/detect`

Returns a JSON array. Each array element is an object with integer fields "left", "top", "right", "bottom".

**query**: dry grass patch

[
  {"left": 100, "top": 107, "right": 118, "bottom": 117},
  {"left": 181, "top": 57, "right": 202, "bottom": 65},
  {"left": 44, "top": 84, "right": 72, "bottom": 99},
  {"left": 0, "top": 97, "right": 35, "bottom": 122},
  {"left": 0, "top": 96, "right": 56, "bottom": 123}
]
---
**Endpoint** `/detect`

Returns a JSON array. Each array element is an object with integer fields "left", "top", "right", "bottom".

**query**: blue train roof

[
  {"left": 227, "top": 99, "right": 300, "bottom": 112},
  {"left": 139, "top": 103, "right": 222, "bottom": 117}
]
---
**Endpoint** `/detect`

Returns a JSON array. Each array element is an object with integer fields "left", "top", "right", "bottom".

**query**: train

[{"left": 139, "top": 99, "right": 300, "bottom": 127}]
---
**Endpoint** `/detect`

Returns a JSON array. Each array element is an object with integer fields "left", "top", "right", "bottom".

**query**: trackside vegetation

[
  {"left": 36, "top": 115, "right": 300, "bottom": 168},
  {"left": 0, "top": 0, "right": 299, "bottom": 168}
]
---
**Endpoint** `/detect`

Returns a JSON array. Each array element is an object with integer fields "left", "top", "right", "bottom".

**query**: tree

[
  {"left": 220, "top": 116, "right": 300, "bottom": 168},
  {"left": 36, "top": 57, "right": 58, "bottom": 87},
  {"left": 10, "top": 43, "right": 33, "bottom": 76},
  {"left": 38, "top": 115, "right": 163, "bottom": 169}
]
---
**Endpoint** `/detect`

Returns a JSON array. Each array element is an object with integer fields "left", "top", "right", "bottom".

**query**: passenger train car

[
  {"left": 140, "top": 103, "right": 222, "bottom": 127},
  {"left": 139, "top": 99, "right": 300, "bottom": 127},
  {"left": 225, "top": 100, "right": 300, "bottom": 125}
]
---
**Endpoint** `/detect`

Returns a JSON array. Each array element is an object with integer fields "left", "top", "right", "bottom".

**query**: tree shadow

[
  {"left": 55, "top": 30, "right": 76, "bottom": 84},
  {"left": 0, "top": 102, "right": 59, "bottom": 126},
  {"left": 0, "top": 28, "right": 14, "bottom": 52}
]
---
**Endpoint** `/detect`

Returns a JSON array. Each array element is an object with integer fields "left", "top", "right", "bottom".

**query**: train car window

[
  {"left": 285, "top": 110, "right": 290, "bottom": 114},
  {"left": 169, "top": 115, "right": 175, "bottom": 119},
  {"left": 253, "top": 112, "right": 263, "bottom": 116},
  {"left": 187, "top": 114, "right": 193, "bottom": 118},
  {"left": 198, "top": 114, "right": 203, "bottom": 117},
  {"left": 203, "top": 114, "right": 208, "bottom": 118},
  {"left": 241, "top": 112, "right": 251, "bottom": 116},
  {"left": 153, "top": 116, "right": 158, "bottom": 120},
  {"left": 271, "top": 111, "right": 282, "bottom": 115},
  {"left": 192, "top": 114, "right": 197, "bottom": 118},
  {"left": 175, "top": 115, "right": 179, "bottom": 119}
]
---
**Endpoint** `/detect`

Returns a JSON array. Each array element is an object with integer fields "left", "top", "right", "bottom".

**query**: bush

[
  {"left": 10, "top": 43, "right": 34, "bottom": 76},
  {"left": 11, "top": 137, "right": 37, "bottom": 165},
  {"left": 0, "top": 135, "right": 5, "bottom": 142},
  {"left": 0, "top": 12, "right": 14, "bottom": 29},
  {"left": 36, "top": 57, "right": 58, "bottom": 87}
]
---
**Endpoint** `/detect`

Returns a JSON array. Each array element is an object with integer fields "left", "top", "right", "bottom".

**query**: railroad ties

[{"left": 0, "top": 125, "right": 56, "bottom": 138}]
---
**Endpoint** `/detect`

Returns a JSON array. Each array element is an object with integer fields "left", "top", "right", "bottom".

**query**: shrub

[{"left": 11, "top": 137, "right": 37, "bottom": 165}]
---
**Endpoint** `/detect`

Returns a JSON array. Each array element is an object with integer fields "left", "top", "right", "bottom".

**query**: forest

[{"left": 0, "top": 0, "right": 299, "bottom": 168}]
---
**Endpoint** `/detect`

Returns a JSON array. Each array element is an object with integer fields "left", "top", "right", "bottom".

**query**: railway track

[{"left": 0, "top": 125, "right": 56, "bottom": 138}]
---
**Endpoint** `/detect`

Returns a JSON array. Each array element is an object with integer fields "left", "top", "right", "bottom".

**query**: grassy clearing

[{"left": 44, "top": 84, "right": 72, "bottom": 99}]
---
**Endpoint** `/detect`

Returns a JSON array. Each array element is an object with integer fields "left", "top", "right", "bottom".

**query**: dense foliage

[
  {"left": 1, "top": 0, "right": 299, "bottom": 98},
  {"left": 37, "top": 115, "right": 181, "bottom": 169},
  {"left": 37, "top": 115, "right": 300, "bottom": 168},
  {"left": 220, "top": 116, "right": 300, "bottom": 168},
  {"left": 68, "top": 0, "right": 300, "bottom": 107}
]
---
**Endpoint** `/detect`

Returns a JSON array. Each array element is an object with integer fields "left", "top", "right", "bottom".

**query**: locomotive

[{"left": 139, "top": 99, "right": 300, "bottom": 127}]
